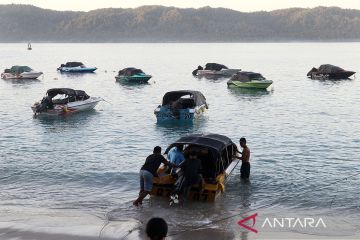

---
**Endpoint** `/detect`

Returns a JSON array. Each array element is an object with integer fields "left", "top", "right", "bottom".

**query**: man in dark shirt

[
  {"left": 133, "top": 146, "right": 174, "bottom": 207},
  {"left": 170, "top": 151, "right": 203, "bottom": 204}
]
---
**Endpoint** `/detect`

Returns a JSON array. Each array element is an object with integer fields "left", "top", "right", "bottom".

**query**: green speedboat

[
  {"left": 115, "top": 67, "right": 152, "bottom": 84},
  {"left": 227, "top": 71, "right": 273, "bottom": 89}
]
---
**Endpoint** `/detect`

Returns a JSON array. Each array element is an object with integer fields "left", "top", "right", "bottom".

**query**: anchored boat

[
  {"left": 192, "top": 63, "right": 240, "bottom": 79},
  {"left": 57, "top": 62, "right": 97, "bottom": 73},
  {"left": 115, "top": 67, "right": 152, "bottom": 83},
  {"left": 154, "top": 90, "right": 208, "bottom": 122},
  {"left": 32, "top": 88, "right": 102, "bottom": 116},
  {"left": 151, "top": 134, "right": 239, "bottom": 202},
  {"left": 307, "top": 64, "right": 355, "bottom": 80},
  {"left": 1, "top": 66, "right": 42, "bottom": 80},
  {"left": 227, "top": 71, "right": 273, "bottom": 89}
]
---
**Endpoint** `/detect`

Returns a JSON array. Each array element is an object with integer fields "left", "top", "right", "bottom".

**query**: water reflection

[
  {"left": 155, "top": 119, "right": 206, "bottom": 139},
  {"left": 310, "top": 77, "right": 354, "bottom": 86},
  {"left": 35, "top": 110, "right": 99, "bottom": 132},
  {"left": 58, "top": 72, "right": 97, "bottom": 79},
  {"left": 228, "top": 87, "right": 272, "bottom": 99},
  {"left": 116, "top": 80, "right": 151, "bottom": 89},
  {"left": 3, "top": 78, "right": 41, "bottom": 87}
]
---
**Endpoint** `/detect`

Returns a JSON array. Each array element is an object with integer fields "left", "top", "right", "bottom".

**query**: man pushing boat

[
  {"left": 234, "top": 137, "right": 251, "bottom": 181},
  {"left": 133, "top": 146, "right": 175, "bottom": 207}
]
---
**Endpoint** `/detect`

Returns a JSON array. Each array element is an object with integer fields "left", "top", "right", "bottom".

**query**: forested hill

[{"left": 1, "top": 4, "right": 360, "bottom": 42}]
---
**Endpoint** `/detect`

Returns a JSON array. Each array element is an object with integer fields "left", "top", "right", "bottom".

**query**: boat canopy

[
  {"left": 165, "top": 134, "right": 235, "bottom": 153},
  {"left": 231, "top": 71, "right": 265, "bottom": 82},
  {"left": 6, "top": 66, "right": 32, "bottom": 74},
  {"left": 162, "top": 90, "right": 207, "bottom": 107},
  {"left": 62, "top": 62, "right": 84, "bottom": 67},
  {"left": 205, "top": 63, "right": 228, "bottom": 71},
  {"left": 165, "top": 133, "right": 237, "bottom": 178},
  {"left": 317, "top": 64, "right": 344, "bottom": 74},
  {"left": 118, "top": 67, "right": 144, "bottom": 76},
  {"left": 46, "top": 88, "right": 89, "bottom": 99}
]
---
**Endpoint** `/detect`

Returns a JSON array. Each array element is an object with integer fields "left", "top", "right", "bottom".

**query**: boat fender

[{"left": 63, "top": 106, "right": 69, "bottom": 113}]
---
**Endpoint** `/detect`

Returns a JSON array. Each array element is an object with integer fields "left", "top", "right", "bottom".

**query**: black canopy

[
  {"left": 205, "top": 63, "right": 228, "bottom": 71},
  {"left": 317, "top": 64, "right": 344, "bottom": 74},
  {"left": 162, "top": 90, "right": 206, "bottom": 106},
  {"left": 118, "top": 67, "right": 144, "bottom": 76},
  {"left": 165, "top": 133, "right": 235, "bottom": 154},
  {"left": 46, "top": 88, "right": 89, "bottom": 99},
  {"left": 63, "top": 62, "right": 84, "bottom": 67},
  {"left": 230, "top": 71, "right": 265, "bottom": 82}
]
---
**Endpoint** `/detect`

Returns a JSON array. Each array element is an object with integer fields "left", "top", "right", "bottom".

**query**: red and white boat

[
  {"left": 1, "top": 66, "right": 42, "bottom": 80},
  {"left": 32, "top": 88, "right": 102, "bottom": 116}
]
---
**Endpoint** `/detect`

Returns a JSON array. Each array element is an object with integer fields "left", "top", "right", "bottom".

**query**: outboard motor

[
  {"left": 35, "top": 96, "right": 53, "bottom": 113},
  {"left": 307, "top": 67, "right": 318, "bottom": 77},
  {"left": 192, "top": 65, "right": 203, "bottom": 76}
]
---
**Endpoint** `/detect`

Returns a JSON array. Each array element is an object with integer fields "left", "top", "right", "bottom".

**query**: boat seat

[{"left": 179, "top": 98, "right": 195, "bottom": 108}]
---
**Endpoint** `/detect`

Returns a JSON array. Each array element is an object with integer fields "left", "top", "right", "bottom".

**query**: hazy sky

[{"left": 1, "top": 0, "right": 360, "bottom": 12}]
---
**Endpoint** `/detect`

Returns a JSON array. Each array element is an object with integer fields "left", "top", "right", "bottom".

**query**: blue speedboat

[
  {"left": 154, "top": 90, "right": 208, "bottom": 122},
  {"left": 115, "top": 67, "right": 152, "bottom": 83},
  {"left": 57, "top": 62, "right": 97, "bottom": 73}
]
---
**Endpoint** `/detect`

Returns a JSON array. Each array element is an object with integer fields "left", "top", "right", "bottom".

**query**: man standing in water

[
  {"left": 133, "top": 146, "right": 174, "bottom": 207},
  {"left": 236, "top": 137, "right": 251, "bottom": 180}
]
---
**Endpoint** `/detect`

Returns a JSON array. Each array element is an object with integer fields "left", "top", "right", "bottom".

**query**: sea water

[{"left": 0, "top": 43, "right": 359, "bottom": 239}]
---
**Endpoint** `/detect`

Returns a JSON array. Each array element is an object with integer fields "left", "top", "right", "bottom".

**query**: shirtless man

[{"left": 235, "top": 137, "right": 251, "bottom": 180}]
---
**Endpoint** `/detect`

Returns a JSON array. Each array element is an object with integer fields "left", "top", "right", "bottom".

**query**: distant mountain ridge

[{"left": 1, "top": 4, "right": 360, "bottom": 42}]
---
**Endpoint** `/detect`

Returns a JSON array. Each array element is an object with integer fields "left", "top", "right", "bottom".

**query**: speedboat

[
  {"left": 227, "top": 71, "right": 273, "bottom": 89},
  {"left": 307, "top": 64, "right": 355, "bottom": 80},
  {"left": 57, "top": 62, "right": 97, "bottom": 73},
  {"left": 1, "top": 66, "right": 42, "bottom": 80},
  {"left": 115, "top": 67, "right": 152, "bottom": 83},
  {"left": 192, "top": 63, "right": 240, "bottom": 79},
  {"left": 151, "top": 133, "right": 240, "bottom": 202},
  {"left": 31, "top": 88, "right": 102, "bottom": 116},
  {"left": 154, "top": 90, "right": 208, "bottom": 122}
]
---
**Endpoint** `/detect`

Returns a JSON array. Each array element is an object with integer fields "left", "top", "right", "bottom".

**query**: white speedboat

[
  {"left": 1, "top": 66, "right": 42, "bottom": 80},
  {"left": 192, "top": 63, "right": 240, "bottom": 79},
  {"left": 32, "top": 88, "right": 102, "bottom": 116},
  {"left": 57, "top": 62, "right": 97, "bottom": 73}
]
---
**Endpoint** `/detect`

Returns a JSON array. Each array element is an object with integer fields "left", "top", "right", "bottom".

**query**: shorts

[
  {"left": 140, "top": 170, "right": 154, "bottom": 192},
  {"left": 240, "top": 162, "right": 250, "bottom": 179}
]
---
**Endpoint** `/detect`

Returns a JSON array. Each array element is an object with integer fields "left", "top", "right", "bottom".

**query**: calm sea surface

[{"left": 0, "top": 43, "right": 359, "bottom": 239}]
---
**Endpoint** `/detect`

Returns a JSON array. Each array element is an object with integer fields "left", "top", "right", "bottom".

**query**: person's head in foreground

[
  {"left": 153, "top": 146, "right": 162, "bottom": 154},
  {"left": 240, "top": 137, "right": 247, "bottom": 148},
  {"left": 146, "top": 217, "right": 168, "bottom": 240}
]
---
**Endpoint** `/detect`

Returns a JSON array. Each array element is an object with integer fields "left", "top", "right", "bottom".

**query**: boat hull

[
  {"left": 151, "top": 173, "right": 225, "bottom": 202},
  {"left": 115, "top": 75, "right": 152, "bottom": 83},
  {"left": 151, "top": 159, "right": 239, "bottom": 202},
  {"left": 308, "top": 71, "right": 355, "bottom": 80},
  {"left": 1, "top": 71, "right": 43, "bottom": 80},
  {"left": 196, "top": 69, "right": 240, "bottom": 78},
  {"left": 58, "top": 67, "right": 97, "bottom": 73},
  {"left": 154, "top": 105, "right": 207, "bottom": 122},
  {"left": 32, "top": 97, "right": 101, "bottom": 116},
  {"left": 227, "top": 80, "right": 273, "bottom": 89}
]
